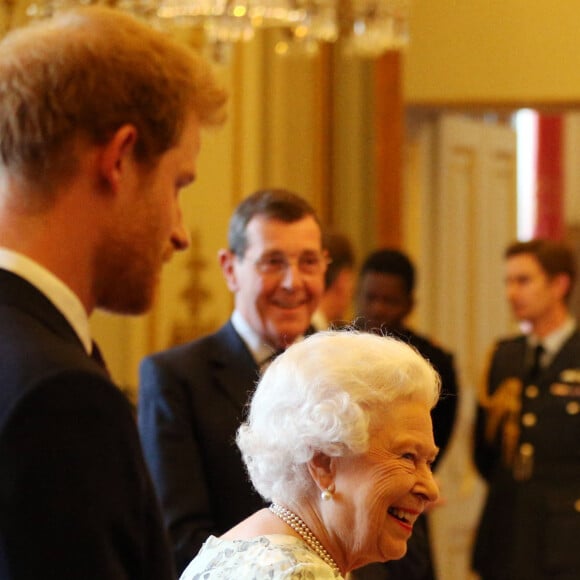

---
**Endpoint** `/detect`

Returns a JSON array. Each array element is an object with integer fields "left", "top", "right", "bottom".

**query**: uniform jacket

[
  {"left": 0, "top": 269, "right": 174, "bottom": 580},
  {"left": 137, "top": 321, "right": 266, "bottom": 575},
  {"left": 473, "top": 331, "right": 580, "bottom": 580}
]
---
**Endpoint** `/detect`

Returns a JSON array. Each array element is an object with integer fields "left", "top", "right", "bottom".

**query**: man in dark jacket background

[{"left": 353, "top": 248, "right": 459, "bottom": 580}]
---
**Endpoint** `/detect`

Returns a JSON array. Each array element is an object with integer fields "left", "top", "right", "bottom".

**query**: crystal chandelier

[{"left": 20, "top": 0, "right": 410, "bottom": 59}]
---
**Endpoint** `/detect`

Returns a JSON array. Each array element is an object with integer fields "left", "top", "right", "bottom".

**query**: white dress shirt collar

[
  {"left": 0, "top": 247, "right": 92, "bottom": 353},
  {"left": 528, "top": 315, "right": 577, "bottom": 366},
  {"left": 230, "top": 310, "right": 277, "bottom": 365}
]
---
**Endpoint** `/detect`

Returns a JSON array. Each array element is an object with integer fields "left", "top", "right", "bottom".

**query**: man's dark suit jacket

[
  {"left": 473, "top": 332, "right": 580, "bottom": 580},
  {"left": 0, "top": 269, "right": 174, "bottom": 580},
  {"left": 138, "top": 321, "right": 266, "bottom": 575}
]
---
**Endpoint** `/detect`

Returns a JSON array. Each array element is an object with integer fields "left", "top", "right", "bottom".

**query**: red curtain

[{"left": 534, "top": 114, "right": 564, "bottom": 239}]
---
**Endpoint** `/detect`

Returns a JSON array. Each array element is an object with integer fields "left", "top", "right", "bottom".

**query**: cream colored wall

[{"left": 405, "top": 1, "right": 580, "bottom": 106}]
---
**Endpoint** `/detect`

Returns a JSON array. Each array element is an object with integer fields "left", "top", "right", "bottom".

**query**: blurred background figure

[
  {"left": 138, "top": 189, "right": 327, "bottom": 575},
  {"left": 353, "top": 248, "right": 459, "bottom": 580},
  {"left": 473, "top": 239, "right": 580, "bottom": 580},
  {"left": 312, "top": 230, "right": 356, "bottom": 330},
  {"left": 180, "top": 331, "right": 441, "bottom": 580}
]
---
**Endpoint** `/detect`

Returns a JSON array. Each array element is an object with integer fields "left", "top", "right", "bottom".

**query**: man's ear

[
  {"left": 551, "top": 272, "right": 571, "bottom": 301},
  {"left": 218, "top": 248, "right": 239, "bottom": 292},
  {"left": 98, "top": 124, "right": 138, "bottom": 193},
  {"left": 307, "top": 451, "right": 335, "bottom": 493}
]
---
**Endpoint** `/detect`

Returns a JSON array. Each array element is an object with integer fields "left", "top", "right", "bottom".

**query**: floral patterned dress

[{"left": 179, "top": 534, "right": 345, "bottom": 580}]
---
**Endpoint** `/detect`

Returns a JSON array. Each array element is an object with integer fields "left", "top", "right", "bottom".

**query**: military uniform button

[
  {"left": 575, "top": 499, "right": 580, "bottom": 513},
  {"left": 525, "top": 385, "right": 539, "bottom": 399},
  {"left": 521, "top": 412, "right": 537, "bottom": 427},
  {"left": 519, "top": 442, "right": 534, "bottom": 456},
  {"left": 551, "top": 383, "right": 571, "bottom": 396},
  {"left": 566, "top": 401, "right": 580, "bottom": 415}
]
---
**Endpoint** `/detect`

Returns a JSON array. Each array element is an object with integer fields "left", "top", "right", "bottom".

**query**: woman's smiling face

[{"left": 328, "top": 397, "right": 439, "bottom": 571}]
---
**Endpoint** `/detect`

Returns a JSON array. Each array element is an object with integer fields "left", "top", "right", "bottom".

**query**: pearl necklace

[{"left": 269, "top": 503, "right": 341, "bottom": 574}]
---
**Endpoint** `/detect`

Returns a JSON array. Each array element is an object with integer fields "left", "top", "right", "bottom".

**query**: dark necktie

[
  {"left": 91, "top": 341, "right": 110, "bottom": 376},
  {"left": 526, "top": 343, "right": 544, "bottom": 383}
]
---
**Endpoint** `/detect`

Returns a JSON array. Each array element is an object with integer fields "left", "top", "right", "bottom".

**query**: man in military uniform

[{"left": 473, "top": 239, "right": 580, "bottom": 580}]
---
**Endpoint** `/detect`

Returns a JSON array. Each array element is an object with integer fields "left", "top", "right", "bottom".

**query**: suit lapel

[
  {"left": 211, "top": 321, "right": 261, "bottom": 411},
  {"left": 0, "top": 269, "right": 83, "bottom": 350},
  {"left": 209, "top": 323, "right": 316, "bottom": 412}
]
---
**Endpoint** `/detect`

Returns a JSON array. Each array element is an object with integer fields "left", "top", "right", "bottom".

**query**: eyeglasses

[{"left": 252, "top": 251, "right": 331, "bottom": 276}]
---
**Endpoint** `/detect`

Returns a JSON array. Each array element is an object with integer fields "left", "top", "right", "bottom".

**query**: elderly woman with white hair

[{"left": 180, "top": 330, "right": 440, "bottom": 579}]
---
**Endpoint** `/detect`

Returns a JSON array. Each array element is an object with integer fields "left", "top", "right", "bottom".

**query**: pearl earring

[{"left": 321, "top": 484, "right": 335, "bottom": 501}]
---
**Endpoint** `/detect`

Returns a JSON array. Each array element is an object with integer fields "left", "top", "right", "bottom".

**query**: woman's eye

[{"left": 402, "top": 453, "right": 416, "bottom": 461}]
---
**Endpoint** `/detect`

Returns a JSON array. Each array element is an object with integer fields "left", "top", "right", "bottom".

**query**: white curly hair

[{"left": 236, "top": 329, "right": 440, "bottom": 503}]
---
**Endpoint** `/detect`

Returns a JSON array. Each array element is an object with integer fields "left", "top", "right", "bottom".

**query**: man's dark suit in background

[
  {"left": 138, "top": 321, "right": 265, "bottom": 573},
  {"left": 353, "top": 248, "right": 459, "bottom": 580},
  {"left": 396, "top": 328, "right": 458, "bottom": 460}
]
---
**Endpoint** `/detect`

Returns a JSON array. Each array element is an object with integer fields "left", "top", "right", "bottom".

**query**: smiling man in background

[{"left": 138, "top": 189, "right": 327, "bottom": 575}]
